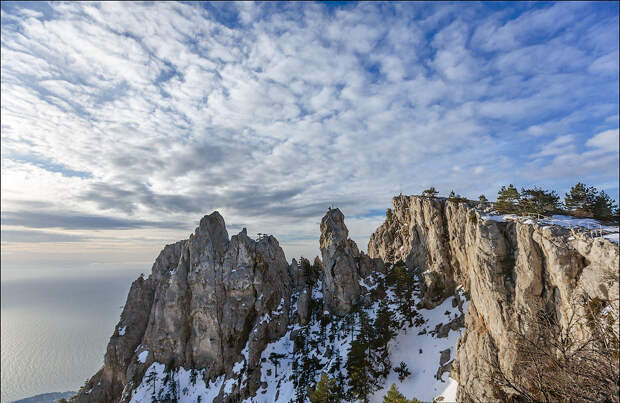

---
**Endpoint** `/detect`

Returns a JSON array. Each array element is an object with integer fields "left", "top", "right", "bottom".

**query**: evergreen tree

[
  {"left": 383, "top": 383, "right": 422, "bottom": 403},
  {"left": 564, "top": 182, "right": 597, "bottom": 212},
  {"left": 421, "top": 187, "right": 439, "bottom": 197},
  {"left": 394, "top": 361, "right": 411, "bottom": 381},
  {"left": 388, "top": 263, "right": 416, "bottom": 327},
  {"left": 145, "top": 370, "right": 157, "bottom": 401},
  {"left": 346, "top": 309, "right": 379, "bottom": 403},
  {"left": 269, "top": 352, "right": 287, "bottom": 377},
  {"left": 592, "top": 190, "right": 618, "bottom": 220},
  {"left": 479, "top": 194, "right": 488, "bottom": 203},
  {"left": 448, "top": 190, "right": 468, "bottom": 203},
  {"left": 519, "top": 186, "right": 560, "bottom": 215},
  {"left": 372, "top": 300, "right": 397, "bottom": 377},
  {"left": 310, "top": 372, "right": 340, "bottom": 403},
  {"left": 347, "top": 338, "right": 371, "bottom": 402},
  {"left": 496, "top": 184, "right": 520, "bottom": 213}
]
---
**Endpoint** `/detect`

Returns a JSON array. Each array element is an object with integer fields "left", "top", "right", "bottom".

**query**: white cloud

[
  {"left": 1, "top": 2, "right": 618, "bottom": 266},
  {"left": 586, "top": 129, "right": 619, "bottom": 151}
]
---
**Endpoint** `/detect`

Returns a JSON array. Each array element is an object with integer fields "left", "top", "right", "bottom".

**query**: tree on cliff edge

[
  {"left": 495, "top": 185, "right": 520, "bottom": 213},
  {"left": 421, "top": 187, "right": 439, "bottom": 197}
]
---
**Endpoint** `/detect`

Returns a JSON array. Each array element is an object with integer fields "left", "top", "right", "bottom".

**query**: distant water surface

[{"left": 1, "top": 269, "right": 142, "bottom": 402}]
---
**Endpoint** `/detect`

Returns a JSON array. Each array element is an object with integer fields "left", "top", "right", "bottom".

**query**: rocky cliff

[
  {"left": 72, "top": 197, "right": 618, "bottom": 402},
  {"left": 368, "top": 195, "right": 619, "bottom": 401},
  {"left": 73, "top": 209, "right": 379, "bottom": 402}
]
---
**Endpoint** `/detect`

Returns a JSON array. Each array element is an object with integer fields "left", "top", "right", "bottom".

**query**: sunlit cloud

[{"left": 1, "top": 2, "right": 618, "bottom": 268}]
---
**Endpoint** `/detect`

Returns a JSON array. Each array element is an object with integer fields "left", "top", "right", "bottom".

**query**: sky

[{"left": 1, "top": 1, "right": 618, "bottom": 277}]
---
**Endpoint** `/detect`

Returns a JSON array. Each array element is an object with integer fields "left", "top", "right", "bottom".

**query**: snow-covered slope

[{"left": 129, "top": 267, "right": 467, "bottom": 402}]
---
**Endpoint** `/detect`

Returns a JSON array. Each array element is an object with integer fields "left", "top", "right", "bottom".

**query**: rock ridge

[
  {"left": 368, "top": 195, "right": 619, "bottom": 401},
  {"left": 73, "top": 208, "right": 378, "bottom": 402}
]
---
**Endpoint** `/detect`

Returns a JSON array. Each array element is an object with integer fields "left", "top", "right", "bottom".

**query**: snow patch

[
  {"left": 130, "top": 362, "right": 224, "bottom": 403},
  {"left": 604, "top": 233, "right": 619, "bottom": 243},
  {"left": 118, "top": 326, "right": 126, "bottom": 336},
  {"left": 137, "top": 350, "right": 149, "bottom": 363}
]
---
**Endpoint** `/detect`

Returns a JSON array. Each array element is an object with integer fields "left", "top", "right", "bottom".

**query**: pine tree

[
  {"left": 564, "top": 182, "right": 597, "bottom": 213},
  {"left": 479, "top": 194, "right": 488, "bottom": 203},
  {"left": 496, "top": 184, "right": 520, "bottom": 213},
  {"left": 394, "top": 361, "right": 411, "bottom": 381},
  {"left": 372, "top": 300, "right": 397, "bottom": 378},
  {"left": 310, "top": 372, "right": 340, "bottom": 403},
  {"left": 388, "top": 263, "right": 416, "bottom": 327},
  {"left": 592, "top": 190, "right": 618, "bottom": 220},
  {"left": 269, "top": 352, "right": 287, "bottom": 377},
  {"left": 145, "top": 370, "right": 157, "bottom": 401},
  {"left": 383, "top": 383, "right": 422, "bottom": 403},
  {"left": 448, "top": 190, "right": 468, "bottom": 203},
  {"left": 421, "top": 187, "right": 439, "bottom": 197},
  {"left": 346, "top": 310, "right": 378, "bottom": 403},
  {"left": 519, "top": 186, "right": 560, "bottom": 215}
]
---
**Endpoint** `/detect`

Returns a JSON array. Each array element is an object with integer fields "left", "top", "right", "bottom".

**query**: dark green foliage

[
  {"left": 144, "top": 370, "right": 157, "bottom": 401},
  {"left": 394, "top": 361, "right": 411, "bottom": 381},
  {"left": 495, "top": 184, "right": 520, "bottom": 213},
  {"left": 421, "top": 187, "right": 439, "bottom": 197},
  {"left": 518, "top": 186, "right": 560, "bottom": 215},
  {"left": 591, "top": 190, "right": 618, "bottom": 220},
  {"left": 346, "top": 309, "right": 385, "bottom": 402},
  {"left": 564, "top": 182, "right": 598, "bottom": 213},
  {"left": 448, "top": 190, "right": 468, "bottom": 203},
  {"left": 310, "top": 372, "right": 340, "bottom": 403},
  {"left": 269, "top": 352, "right": 287, "bottom": 377},
  {"left": 564, "top": 183, "right": 618, "bottom": 220},
  {"left": 383, "top": 383, "right": 422, "bottom": 403},
  {"left": 372, "top": 300, "right": 397, "bottom": 378},
  {"left": 386, "top": 263, "right": 417, "bottom": 327}
]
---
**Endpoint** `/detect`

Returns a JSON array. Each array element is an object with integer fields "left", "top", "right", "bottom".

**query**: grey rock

[
  {"left": 73, "top": 212, "right": 293, "bottom": 402},
  {"left": 319, "top": 208, "right": 362, "bottom": 314},
  {"left": 368, "top": 195, "right": 619, "bottom": 401}
]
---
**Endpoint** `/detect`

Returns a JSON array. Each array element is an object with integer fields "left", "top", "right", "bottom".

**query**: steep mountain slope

[
  {"left": 72, "top": 196, "right": 618, "bottom": 402},
  {"left": 369, "top": 195, "right": 619, "bottom": 401}
]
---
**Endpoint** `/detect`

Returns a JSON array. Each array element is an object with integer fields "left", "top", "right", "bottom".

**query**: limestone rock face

[
  {"left": 368, "top": 195, "right": 619, "bottom": 401},
  {"left": 74, "top": 212, "right": 294, "bottom": 402},
  {"left": 319, "top": 208, "right": 363, "bottom": 314}
]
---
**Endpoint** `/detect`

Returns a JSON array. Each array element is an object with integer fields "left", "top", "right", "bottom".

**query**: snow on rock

[
  {"left": 137, "top": 350, "right": 149, "bottom": 364},
  {"left": 604, "top": 233, "right": 619, "bottom": 244},
  {"left": 129, "top": 363, "right": 224, "bottom": 403},
  {"left": 482, "top": 213, "right": 620, "bottom": 234},
  {"left": 118, "top": 326, "right": 126, "bottom": 336},
  {"left": 539, "top": 215, "right": 618, "bottom": 231},
  {"left": 481, "top": 214, "right": 517, "bottom": 222},
  {"left": 436, "top": 377, "right": 458, "bottom": 402},
  {"left": 369, "top": 290, "right": 468, "bottom": 403},
  {"left": 128, "top": 265, "right": 467, "bottom": 402}
]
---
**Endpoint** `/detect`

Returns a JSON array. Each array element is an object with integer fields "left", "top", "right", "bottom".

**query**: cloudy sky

[{"left": 1, "top": 1, "right": 618, "bottom": 276}]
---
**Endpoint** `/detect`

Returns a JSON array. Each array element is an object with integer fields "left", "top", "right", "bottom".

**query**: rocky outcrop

[
  {"left": 74, "top": 212, "right": 296, "bottom": 402},
  {"left": 74, "top": 208, "right": 380, "bottom": 403},
  {"left": 320, "top": 208, "right": 382, "bottom": 314},
  {"left": 73, "top": 196, "right": 617, "bottom": 402},
  {"left": 368, "top": 195, "right": 619, "bottom": 401}
]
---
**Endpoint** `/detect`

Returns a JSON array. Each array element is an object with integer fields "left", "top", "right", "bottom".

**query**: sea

[{"left": 1, "top": 268, "right": 143, "bottom": 403}]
